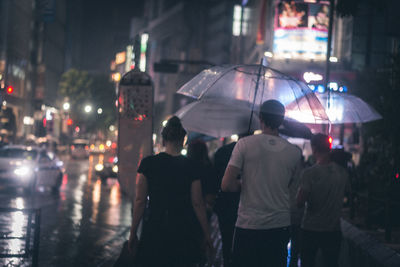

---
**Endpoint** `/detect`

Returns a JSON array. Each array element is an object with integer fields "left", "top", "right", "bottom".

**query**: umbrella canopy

[
  {"left": 177, "top": 64, "right": 329, "bottom": 123},
  {"left": 286, "top": 92, "right": 382, "bottom": 124},
  {"left": 175, "top": 99, "right": 312, "bottom": 139}
]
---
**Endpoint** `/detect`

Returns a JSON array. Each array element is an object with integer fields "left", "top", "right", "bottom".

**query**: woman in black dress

[{"left": 128, "top": 116, "right": 213, "bottom": 267}]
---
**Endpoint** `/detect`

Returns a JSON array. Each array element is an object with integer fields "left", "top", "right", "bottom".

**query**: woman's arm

[
  {"left": 128, "top": 173, "right": 148, "bottom": 250},
  {"left": 191, "top": 180, "right": 211, "bottom": 239},
  {"left": 191, "top": 179, "right": 215, "bottom": 261}
]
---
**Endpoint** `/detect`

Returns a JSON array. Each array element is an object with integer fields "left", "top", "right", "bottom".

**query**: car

[
  {"left": 0, "top": 145, "right": 64, "bottom": 194},
  {"left": 95, "top": 155, "right": 118, "bottom": 181},
  {"left": 89, "top": 141, "right": 106, "bottom": 154},
  {"left": 70, "top": 139, "right": 90, "bottom": 159}
]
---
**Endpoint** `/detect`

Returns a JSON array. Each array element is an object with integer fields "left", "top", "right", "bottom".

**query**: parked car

[
  {"left": 0, "top": 145, "right": 64, "bottom": 193},
  {"left": 70, "top": 139, "right": 90, "bottom": 159},
  {"left": 95, "top": 156, "right": 118, "bottom": 181}
]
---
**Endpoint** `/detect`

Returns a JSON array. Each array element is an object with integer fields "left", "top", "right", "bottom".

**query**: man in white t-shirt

[{"left": 222, "top": 100, "right": 302, "bottom": 267}]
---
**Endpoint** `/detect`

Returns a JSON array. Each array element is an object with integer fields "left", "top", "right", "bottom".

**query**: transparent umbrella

[
  {"left": 286, "top": 91, "right": 382, "bottom": 124},
  {"left": 175, "top": 99, "right": 312, "bottom": 139},
  {"left": 177, "top": 64, "right": 329, "bottom": 124}
]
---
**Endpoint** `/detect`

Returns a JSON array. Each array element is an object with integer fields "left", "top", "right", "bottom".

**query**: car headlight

[
  {"left": 14, "top": 167, "right": 31, "bottom": 177},
  {"left": 112, "top": 165, "right": 118, "bottom": 173},
  {"left": 95, "top": 164, "right": 104, "bottom": 171}
]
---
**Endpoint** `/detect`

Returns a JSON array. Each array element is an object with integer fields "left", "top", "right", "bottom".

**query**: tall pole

[{"left": 325, "top": 0, "right": 335, "bottom": 134}]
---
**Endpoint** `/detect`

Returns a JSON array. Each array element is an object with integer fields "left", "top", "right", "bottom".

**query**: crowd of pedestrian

[{"left": 126, "top": 99, "right": 351, "bottom": 267}]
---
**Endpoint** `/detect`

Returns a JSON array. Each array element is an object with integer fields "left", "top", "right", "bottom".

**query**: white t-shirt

[{"left": 228, "top": 134, "right": 302, "bottom": 230}]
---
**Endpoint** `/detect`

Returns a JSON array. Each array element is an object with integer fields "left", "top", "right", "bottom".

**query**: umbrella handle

[{"left": 247, "top": 59, "right": 264, "bottom": 133}]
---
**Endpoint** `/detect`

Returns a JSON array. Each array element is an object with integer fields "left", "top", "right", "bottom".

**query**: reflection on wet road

[{"left": 0, "top": 154, "right": 132, "bottom": 266}]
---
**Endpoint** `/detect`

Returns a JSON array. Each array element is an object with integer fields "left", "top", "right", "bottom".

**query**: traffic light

[{"left": 6, "top": 85, "right": 13, "bottom": 94}]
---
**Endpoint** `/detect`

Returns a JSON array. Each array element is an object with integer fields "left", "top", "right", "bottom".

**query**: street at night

[
  {"left": 0, "top": 155, "right": 132, "bottom": 266},
  {"left": 1, "top": 0, "right": 400, "bottom": 266}
]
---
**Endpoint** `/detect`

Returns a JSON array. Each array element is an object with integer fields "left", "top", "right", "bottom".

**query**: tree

[{"left": 59, "top": 69, "right": 116, "bottom": 135}]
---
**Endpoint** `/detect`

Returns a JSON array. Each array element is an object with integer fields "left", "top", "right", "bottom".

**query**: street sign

[{"left": 117, "top": 70, "right": 153, "bottom": 201}]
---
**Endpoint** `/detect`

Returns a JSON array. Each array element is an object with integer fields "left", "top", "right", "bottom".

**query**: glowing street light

[
  {"left": 63, "top": 102, "right": 70, "bottom": 111},
  {"left": 97, "top": 108, "right": 103, "bottom": 114},
  {"left": 84, "top": 105, "right": 92, "bottom": 113}
]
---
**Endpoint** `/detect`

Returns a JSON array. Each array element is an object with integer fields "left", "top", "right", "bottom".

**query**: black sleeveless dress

[{"left": 136, "top": 152, "right": 203, "bottom": 267}]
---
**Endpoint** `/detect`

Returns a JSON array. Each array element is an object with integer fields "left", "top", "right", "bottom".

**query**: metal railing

[{"left": 0, "top": 207, "right": 41, "bottom": 267}]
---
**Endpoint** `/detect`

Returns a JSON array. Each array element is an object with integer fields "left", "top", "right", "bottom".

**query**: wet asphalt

[{"left": 0, "top": 154, "right": 132, "bottom": 267}]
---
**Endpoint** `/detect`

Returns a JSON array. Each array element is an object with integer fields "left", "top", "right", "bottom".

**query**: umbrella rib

[{"left": 198, "top": 65, "right": 239, "bottom": 99}]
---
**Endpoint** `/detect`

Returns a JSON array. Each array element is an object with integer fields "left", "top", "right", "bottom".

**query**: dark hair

[
  {"left": 311, "top": 133, "right": 331, "bottom": 153},
  {"left": 161, "top": 116, "right": 186, "bottom": 143},
  {"left": 259, "top": 100, "right": 285, "bottom": 130},
  {"left": 187, "top": 140, "right": 211, "bottom": 165},
  {"left": 259, "top": 113, "right": 284, "bottom": 129}
]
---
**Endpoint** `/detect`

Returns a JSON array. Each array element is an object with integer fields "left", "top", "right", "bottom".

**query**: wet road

[{"left": 0, "top": 154, "right": 132, "bottom": 266}]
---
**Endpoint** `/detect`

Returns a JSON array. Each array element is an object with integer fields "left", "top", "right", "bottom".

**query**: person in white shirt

[{"left": 222, "top": 100, "right": 302, "bottom": 267}]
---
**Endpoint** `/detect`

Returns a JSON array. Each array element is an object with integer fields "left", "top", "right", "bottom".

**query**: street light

[
  {"left": 63, "top": 102, "right": 70, "bottom": 111},
  {"left": 97, "top": 108, "right": 103, "bottom": 114},
  {"left": 84, "top": 105, "right": 92, "bottom": 113}
]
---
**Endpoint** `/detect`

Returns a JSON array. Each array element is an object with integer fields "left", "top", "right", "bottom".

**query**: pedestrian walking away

[
  {"left": 297, "top": 133, "right": 351, "bottom": 267},
  {"left": 222, "top": 100, "right": 303, "bottom": 267},
  {"left": 187, "top": 140, "right": 219, "bottom": 220},
  {"left": 128, "top": 116, "right": 214, "bottom": 267}
]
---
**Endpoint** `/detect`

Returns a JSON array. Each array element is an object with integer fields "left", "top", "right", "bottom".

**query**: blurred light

[
  {"left": 329, "top": 82, "right": 338, "bottom": 91},
  {"left": 254, "top": 130, "right": 262, "bottom": 135},
  {"left": 115, "top": 51, "right": 126, "bottom": 65},
  {"left": 43, "top": 117, "right": 47, "bottom": 127},
  {"left": 328, "top": 136, "right": 333, "bottom": 149},
  {"left": 112, "top": 72, "right": 121, "bottom": 82},
  {"left": 303, "top": 72, "right": 323, "bottom": 83},
  {"left": 109, "top": 125, "right": 116, "bottom": 131},
  {"left": 308, "top": 85, "right": 315, "bottom": 91},
  {"left": 111, "top": 142, "right": 117, "bottom": 149},
  {"left": 152, "top": 133, "right": 157, "bottom": 144},
  {"left": 23, "top": 116, "right": 34, "bottom": 125},
  {"left": 99, "top": 144, "right": 105, "bottom": 150},
  {"left": 95, "top": 164, "right": 104, "bottom": 171},
  {"left": 231, "top": 134, "right": 239, "bottom": 142},
  {"left": 181, "top": 149, "right": 187, "bottom": 156},
  {"left": 2, "top": 100, "right": 6, "bottom": 106},
  {"left": 106, "top": 140, "right": 112, "bottom": 147},
  {"left": 90, "top": 144, "right": 95, "bottom": 150},
  {"left": 84, "top": 105, "right": 92, "bottom": 113},
  {"left": 162, "top": 120, "right": 168, "bottom": 127},
  {"left": 97, "top": 108, "right": 103, "bottom": 114},
  {"left": 396, "top": 173, "right": 399, "bottom": 179},
  {"left": 75, "top": 126, "right": 80, "bottom": 133},
  {"left": 264, "top": 51, "right": 273, "bottom": 58},
  {"left": 46, "top": 110, "right": 53, "bottom": 120},
  {"left": 6, "top": 85, "right": 13, "bottom": 94},
  {"left": 112, "top": 165, "right": 118, "bottom": 173},
  {"left": 329, "top": 57, "right": 338, "bottom": 63},
  {"left": 317, "top": 85, "right": 325, "bottom": 93},
  {"left": 67, "top": 118, "right": 73, "bottom": 126},
  {"left": 14, "top": 167, "right": 30, "bottom": 177},
  {"left": 63, "top": 102, "right": 70, "bottom": 110},
  {"left": 85, "top": 145, "right": 89, "bottom": 150}
]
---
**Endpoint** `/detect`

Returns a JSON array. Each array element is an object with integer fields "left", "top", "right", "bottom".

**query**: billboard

[{"left": 273, "top": 0, "right": 330, "bottom": 60}]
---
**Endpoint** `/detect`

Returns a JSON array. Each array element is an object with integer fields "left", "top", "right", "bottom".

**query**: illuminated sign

[
  {"left": 115, "top": 51, "right": 126, "bottom": 65},
  {"left": 139, "top": 33, "right": 148, "bottom": 72},
  {"left": 303, "top": 71, "right": 323, "bottom": 83},
  {"left": 273, "top": 0, "right": 330, "bottom": 61},
  {"left": 125, "top": 45, "right": 134, "bottom": 72}
]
